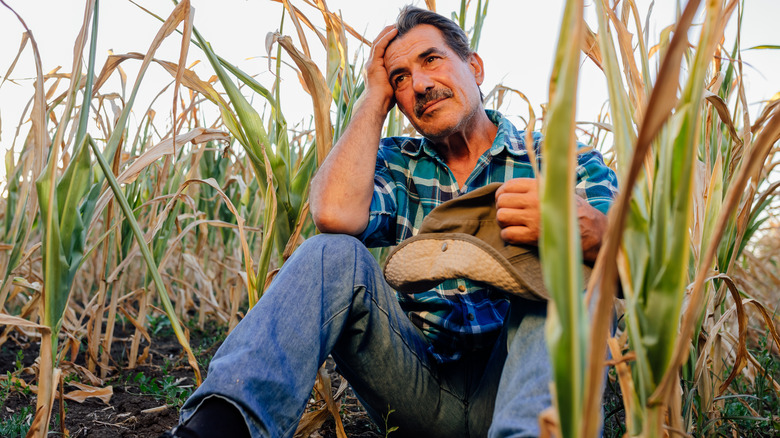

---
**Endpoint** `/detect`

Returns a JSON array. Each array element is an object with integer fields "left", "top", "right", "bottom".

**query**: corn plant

[
  {"left": 539, "top": 0, "right": 780, "bottom": 436},
  {"left": 0, "top": 0, "right": 211, "bottom": 434},
  {"left": 537, "top": 1, "right": 590, "bottom": 437}
]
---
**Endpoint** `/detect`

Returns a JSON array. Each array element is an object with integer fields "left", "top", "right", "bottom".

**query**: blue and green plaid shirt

[{"left": 358, "top": 110, "right": 618, "bottom": 362}]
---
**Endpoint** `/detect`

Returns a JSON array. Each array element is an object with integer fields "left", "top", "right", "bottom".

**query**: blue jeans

[{"left": 180, "top": 234, "right": 551, "bottom": 437}]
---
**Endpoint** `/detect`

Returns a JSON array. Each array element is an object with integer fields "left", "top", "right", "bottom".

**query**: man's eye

[
  {"left": 425, "top": 56, "right": 439, "bottom": 64},
  {"left": 394, "top": 75, "right": 408, "bottom": 86}
]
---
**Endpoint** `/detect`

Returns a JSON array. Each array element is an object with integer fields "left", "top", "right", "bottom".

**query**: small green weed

[
  {"left": 0, "top": 351, "right": 32, "bottom": 402},
  {"left": 193, "top": 322, "right": 227, "bottom": 371},
  {"left": 131, "top": 371, "right": 192, "bottom": 408},
  {"left": 0, "top": 405, "right": 33, "bottom": 438},
  {"left": 14, "top": 350, "right": 23, "bottom": 372},
  {"left": 383, "top": 406, "right": 398, "bottom": 437},
  {"left": 149, "top": 314, "right": 174, "bottom": 337},
  {"left": 709, "top": 335, "right": 780, "bottom": 437},
  {"left": 0, "top": 374, "right": 31, "bottom": 399}
]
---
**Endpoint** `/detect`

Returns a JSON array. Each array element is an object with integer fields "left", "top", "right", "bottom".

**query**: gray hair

[{"left": 395, "top": 6, "right": 472, "bottom": 61}]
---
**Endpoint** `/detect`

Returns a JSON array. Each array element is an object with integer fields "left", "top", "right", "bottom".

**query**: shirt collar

[{"left": 398, "top": 110, "right": 532, "bottom": 159}]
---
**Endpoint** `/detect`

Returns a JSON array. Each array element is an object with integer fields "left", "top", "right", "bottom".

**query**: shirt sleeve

[
  {"left": 574, "top": 145, "right": 619, "bottom": 214},
  {"left": 355, "top": 147, "right": 399, "bottom": 247}
]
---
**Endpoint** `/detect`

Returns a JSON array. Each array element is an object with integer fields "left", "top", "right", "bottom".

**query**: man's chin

[{"left": 411, "top": 114, "right": 461, "bottom": 140}]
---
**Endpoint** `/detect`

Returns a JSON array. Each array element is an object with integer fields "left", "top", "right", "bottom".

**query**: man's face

[{"left": 384, "top": 24, "right": 484, "bottom": 139}]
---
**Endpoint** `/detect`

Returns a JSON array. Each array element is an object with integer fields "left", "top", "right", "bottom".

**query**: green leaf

[{"left": 539, "top": 1, "right": 586, "bottom": 437}]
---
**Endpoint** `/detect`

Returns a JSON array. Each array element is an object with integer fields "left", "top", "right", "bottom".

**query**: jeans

[{"left": 180, "top": 234, "right": 551, "bottom": 438}]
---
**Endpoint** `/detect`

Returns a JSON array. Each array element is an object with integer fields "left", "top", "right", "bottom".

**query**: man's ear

[{"left": 469, "top": 53, "right": 485, "bottom": 85}]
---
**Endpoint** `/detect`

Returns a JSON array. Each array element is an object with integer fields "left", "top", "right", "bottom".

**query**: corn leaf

[{"left": 539, "top": 1, "right": 586, "bottom": 437}]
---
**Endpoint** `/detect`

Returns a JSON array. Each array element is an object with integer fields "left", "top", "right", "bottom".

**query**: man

[{"left": 167, "top": 6, "right": 617, "bottom": 438}]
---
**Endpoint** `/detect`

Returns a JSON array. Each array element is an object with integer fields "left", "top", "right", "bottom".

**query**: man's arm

[
  {"left": 494, "top": 178, "right": 607, "bottom": 262},
  {"left": 310, "top": 25, "right": 398, "bottom": 235}
]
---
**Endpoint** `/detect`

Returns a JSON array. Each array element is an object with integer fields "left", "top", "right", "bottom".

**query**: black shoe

[
  {"left": 160, "top": 398, "right": 250, "bottom": 438},
  {"left": 159, "top": 422, "right": 202, "bottom": 438}
]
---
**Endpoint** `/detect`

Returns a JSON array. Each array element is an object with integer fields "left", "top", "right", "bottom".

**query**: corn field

[{"left": 0, "top": 0, "right": 778, "bottom": 437}]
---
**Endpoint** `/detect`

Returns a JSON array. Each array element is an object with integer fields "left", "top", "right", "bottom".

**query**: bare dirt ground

[{"left": 0, "top": 322, "right": 381, "bottom": 438}]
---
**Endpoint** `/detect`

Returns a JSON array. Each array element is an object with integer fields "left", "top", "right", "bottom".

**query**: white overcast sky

[{"left": 1, "top": 0, "right": 779, "bottom": 186}]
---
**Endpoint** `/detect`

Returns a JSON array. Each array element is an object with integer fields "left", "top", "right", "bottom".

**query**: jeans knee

[{"left": 296, "top": 233, "right": 367, "bottom": 261}]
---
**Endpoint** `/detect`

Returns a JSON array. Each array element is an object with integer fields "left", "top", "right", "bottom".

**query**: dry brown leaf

[
  {"left": 118, "top": 127, "right": 228, "bottom": 184},
  {"left": 592, "top": 0, "right": 703, "bottom": 413},
  {"left": 273, "top": 34, "right": 333, "bottom": 165},
  {"left": 60, "top": 361, "right": 104, "bottom": 387},
  {"left": 270, "top": 0, "right": 327, "bottom": 47},
  {"left": 63, "top": 382, "right": 113, "bottom": 404},
  {"left": 117, "top": 306, "right": 151, "bottom": 366},
  {"left": 0, "top": 32, "right": 29, "bottom": 90},
  {"left": 603, "top": 0, "right": 645, "bottom": 109},
  {"left": 582, "top": 21, "right": 602, "bottom": 70},
  {"left": 171, "top": 0, "right": 194, "bottom": 157},
  {"left": 607, "top": 337, "right": 637, "bottom": 433},
  {"left": 0, "top": 312, "right": 50, "bottom": 332},
  {"left": 710, "top": 275, "right": 749, "bottom": 395},
  {"left": 282, "top": 0, "right": 312, "bottom": 58},
  {"left": 87, "top": 53, "right": 230, "bottom": 115},
  {"left": 0, "top": 3, "right": 48, "bottom": 316},
  {"left": 294, "top": 406, "right": 331, "bottom": 438},
  {"left": 92, "top": 127, "right": 228, "bottom": 222},
  {"left": 314, "top": 368, "right": 347, "bottom": 438},
  {"left": 752, "top": 99, "right": 780, "bottom": 134},
  {"left": 0, "top": 308, "right": 55, "bottom": 438},
  {"left": 656, "top": 96, "right": 780, "bottom": 403},
  {"left": 282, "top": 202, "right": 309, "bottom": 261}
]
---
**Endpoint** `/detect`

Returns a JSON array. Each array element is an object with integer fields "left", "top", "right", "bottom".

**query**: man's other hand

[
  {"left": 495, "top": 178, "right": 607, "bottom": 262},
  {"left": 495, "top": 178, "right": 542, "bottom": 246}
]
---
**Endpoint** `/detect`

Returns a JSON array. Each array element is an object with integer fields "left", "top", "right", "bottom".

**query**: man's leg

[
  {"left": 179, "top": 234, "right": 467, "bottom": 437},
  {"left": 484, "top": 299, "right": 551, "bottom": 438}
]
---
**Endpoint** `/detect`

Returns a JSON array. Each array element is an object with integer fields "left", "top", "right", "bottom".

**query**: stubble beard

[{"left": 414, "top": 96, "right": 483, "bottom": 141}]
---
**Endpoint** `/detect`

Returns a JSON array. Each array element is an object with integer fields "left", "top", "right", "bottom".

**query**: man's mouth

[{"left": 414, "top": 88, "right": 454, "bottom": 118}]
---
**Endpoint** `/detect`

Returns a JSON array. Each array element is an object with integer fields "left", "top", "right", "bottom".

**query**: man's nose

[{"left": 412, "top": 71, "right": 434, "bottom": 94}]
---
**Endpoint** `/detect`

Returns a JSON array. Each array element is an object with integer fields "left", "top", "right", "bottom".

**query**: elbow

[{"left": 310, "top": 204, "right": 367, "bottom": 236}]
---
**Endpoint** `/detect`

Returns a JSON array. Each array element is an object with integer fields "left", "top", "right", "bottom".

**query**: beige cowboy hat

[{"left": 383, "top": 182, "right": 592, "bottom": 300}]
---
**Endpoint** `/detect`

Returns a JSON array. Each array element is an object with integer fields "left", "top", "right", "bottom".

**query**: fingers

[
  {"left": 495, "top": 177, "right": 537, "bottom": 198},
  {"left": 495, "top": 201, "right": 537, "bottom": 228},
  {"left": 499, "top": 226, "right": 538, "bottom": 245},
  {"left": 495, "top": 192, "right": 536, "bottom": 211},
  {"left": 363, "top": 25, "right": 398, "bottom": 113},
  {"left": 495, "top": 177, "right": 540, "bottom": 245},
  {"left": 369, "top": 25, "right": 398, "bottom": 58},
  {"left": 495, "top": 178, "right": 540, "bottom": 225}
]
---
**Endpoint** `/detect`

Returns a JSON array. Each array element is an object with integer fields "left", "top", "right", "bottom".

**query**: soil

[
  {"left": 0, "top": 322, "right": 381, "bottom": 438},
  {"left": 0, "top": 321, "right": 633, "bottom": 438}
]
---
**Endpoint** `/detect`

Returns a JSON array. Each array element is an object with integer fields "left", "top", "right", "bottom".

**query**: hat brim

[{"left": 384, "top": 233, "right": 550, "bottom": 301}]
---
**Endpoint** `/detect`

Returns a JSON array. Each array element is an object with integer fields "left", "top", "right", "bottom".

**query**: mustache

[{"left": 414, "top": 88, "right": 454, "bottom": 117}]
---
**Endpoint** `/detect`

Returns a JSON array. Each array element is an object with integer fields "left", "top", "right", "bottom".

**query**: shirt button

[
  {"left": 458, "top": 285, "right": 466, "bottom": 292},
  {"left": 467, "top": 313, "right": 475, "bottom": 321}
]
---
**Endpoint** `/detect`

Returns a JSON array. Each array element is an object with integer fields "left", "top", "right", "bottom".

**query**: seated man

[{"left": 166, "top": 5, "right": 617, "bottom": 438}]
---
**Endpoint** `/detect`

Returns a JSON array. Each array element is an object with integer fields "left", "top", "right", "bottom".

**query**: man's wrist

[{"left": 358, "top": 89, "right": 394, "bottom": 119}]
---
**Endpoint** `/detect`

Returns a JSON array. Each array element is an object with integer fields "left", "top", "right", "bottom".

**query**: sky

[{"left": 1, "top": 0, "right": 779, "bottom": 188}]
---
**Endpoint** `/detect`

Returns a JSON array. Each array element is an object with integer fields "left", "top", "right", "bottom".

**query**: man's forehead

[{"left": 385, "top": 24, "right": 450, "bottom": 64}]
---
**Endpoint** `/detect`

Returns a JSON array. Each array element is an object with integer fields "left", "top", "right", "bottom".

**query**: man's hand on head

[
  {"left": 310, "top": 26, "right": 400, "bottom": 236},
  {"left": 363, "top": 25, "right": 399, "bottom": 116},
  {"left": 495, "top": 178, "right": 607, "bottom": 262}
]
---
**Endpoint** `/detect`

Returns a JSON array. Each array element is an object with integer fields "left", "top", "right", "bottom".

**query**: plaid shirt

[{"left": 358, "top": 110, "right": 618, "bottom": 362}]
